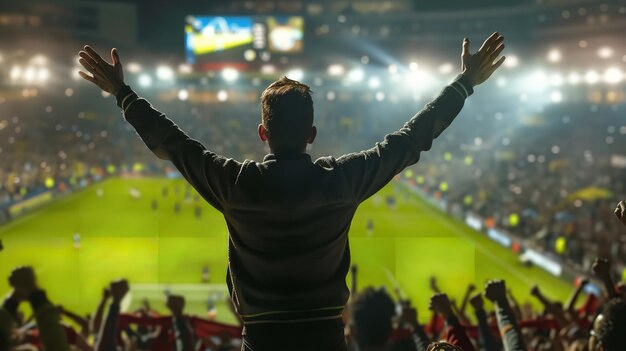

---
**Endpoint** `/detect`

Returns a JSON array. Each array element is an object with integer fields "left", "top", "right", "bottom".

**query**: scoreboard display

[{"left": 185, "top": 16, "right": 304, "bottom": 65}]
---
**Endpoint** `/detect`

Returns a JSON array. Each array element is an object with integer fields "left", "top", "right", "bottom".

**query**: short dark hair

[
  {"left": 596, "top": 298, "right": 626, "bottom": 350},
  {"left": 352, "top": 287, "right": 396, "bottom": 348},
  {"left": 261, "top": 76, "right": 314, "bottom": 153}
]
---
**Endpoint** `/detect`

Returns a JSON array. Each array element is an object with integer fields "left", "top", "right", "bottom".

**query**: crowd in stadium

[{"left": 2, "top": 245, "right": 626, "bottom": 350}]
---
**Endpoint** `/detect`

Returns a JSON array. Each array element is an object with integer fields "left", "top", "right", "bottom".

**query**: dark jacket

[{"left": 118, "top": 75, "right": 474, "bottom": 324}]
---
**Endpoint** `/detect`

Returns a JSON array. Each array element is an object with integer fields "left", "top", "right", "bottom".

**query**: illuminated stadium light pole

[{"left": 221, "top": 67, "right": 239, "bottom": 82}]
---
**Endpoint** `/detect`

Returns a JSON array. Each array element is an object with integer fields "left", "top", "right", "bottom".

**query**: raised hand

[
  {"left": 469, "top": 293, "right": 484, "bottom": 311},
  {"left": 484, "top": 280, "right": 507, "bottom": 303},
  {"left": 9, "top": 266, "right": 37, "bottom": 300},
  {"left": 429, "top": 293, "right": 454, "bottom": 317},
  {"left": 615, "top": 201, "right": 626, "bottom": 226},
  {"left": 398, "top": 306, "right": 419, "bottom": 329},
  {"left": 109, "top": 279, "right": 129, "bottom": 305},
  {"left": 166, "top": 295, "right": 186, "bottom": 317},
  {"left": 592, "top": 258, "right": 611, "bottom": 279},
  {"left": 78, "top": 45, "right": 125, "bottom": 95},
  {"left": 461, "top": 32, "right": 506, "bottom": 86}
]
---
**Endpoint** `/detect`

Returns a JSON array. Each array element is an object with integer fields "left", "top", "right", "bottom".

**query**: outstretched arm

[
  {"left": 337, "top": 33, "right": 505, "bottom": 202},
  {"left": 592, "top": 258, "right": 619, "bottom": 300},
  {"left": 77, "top": 46, "right": 240, "bottom": 211},
  {"left": 484, "top": 280, "right": 527, "bottom": 351},
  {"left": 430, "top": 293, "right": 476, "bottom": 351}
]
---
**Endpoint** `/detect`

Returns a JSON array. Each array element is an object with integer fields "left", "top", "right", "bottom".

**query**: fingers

[
  {"left": 490, "top": 56, "right": 506, "bottom": 71},
  {"left": 78, "top": 58, "right": 96, "bottom": 73},
  {"left": 84, "top": 45, "right": 105, "bottom": 65},
  {"left": 112, "top": 48, "right": 122, "bottom": 67},
  {"left": 478, "top": 32, "right": 500, "bottom": 53},
  {"left": 488, "top": 43, "right": 505, "bottom": 62},
  {"left": 462, "top": 38, "right": 470, "bottom": 58},
  {"left": 79, "top": 51, "right": 98, "bottom": 69},
  {"left": 79, "top": 71, "right": 98, "bottom": 84},
  {"left": 485, "top": 35, "right": 504, "bottom": 54}
]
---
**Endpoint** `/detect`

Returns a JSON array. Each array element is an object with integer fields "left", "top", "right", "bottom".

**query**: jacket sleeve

[
  {"left": 335, "top": 75, "right": 473, "bottom": 202},
  {"left": 495, "top": 300, "right": 527, "bottom": 351},
  {"left": 29, "top": 290, "right": 71, "bottom": 351},
  {"left": 474, "top": 308, "right": 499, "bottom": 351},
  {"left": 119, "top": 88, "right": 242, "bottom": 212}
]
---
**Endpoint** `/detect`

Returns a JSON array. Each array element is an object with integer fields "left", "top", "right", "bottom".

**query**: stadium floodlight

[
  {"left": 244, "top": 49, "right": 256, "bottom": 62},
  {"left": 526, "top": 70, "right": 547, "bottom": 90},
  {"left": 222, "top": 67, "right": 239, "bottom": 82},
  {"left": 547, "top": 49, "right": 561, "bottom": 63},
  {"left": 438, "top": 63, "right": 453, "bottom": 74},
  {"left": 178, "top": 64, "right": 193, "bottom": 74},
  {"left": 37, "top": 67, "right": 50, "bottom": 83},
  {"left": 286, "top": 68, "right": 304, "bottom": 81},
  {"left": 138, "top": 74, "right": 152, "bottom": 87},
  {"left": 326, "top": 91, "right": 336, "bottom": 101},
  {"left": 217, "top": 89, "right": 228, "bottom": 102},
  {"left": 584, "top": 70, "right": 600, "bottom": 85},
  {"left": 31, "top": 54, "right": 48, "bottom": 65},
  {"left": 496, "top": 77, "right": 507, "bottom": 87},
  {"left": 567, "top": 72, "right": 581, "bottom": 85},
  {"left": 127, "top": 62, "right": 142, "bottom": 73},
  {"left": 388, "top": 64, "right": 398, "bottom": 75},
  {"left": 24, "top": 66, "right": 36, "bottom": 82},
  {"left": 597, "top": 46, "right": 613, "bottom": 59},
  {"left": 550, "top": 91, "right": 563, "bottom": 103},
  {"left": 156, "top": 65, "right": 174, "bottom": 80},
  {"left": 347, "top": 68, "right": 364, "bottom": 82},
  {"left": 328, "top": 64, "right": 345, "bottom": 76},
  {"left": 409, "top": 62, "right": 419, "bottom": 71},
  {"left": 549, "top": 73, "right": 564, "bottom": 86},
  {"left": 260, "top": 64, "right": 275, "bottom": 74},
  {"left": 603, "top": 67, "right": 623, "bottom": 84},
  {"left": 178, "top": 89, "right": 189, "bottom": 101},
  {"left": 10, "top": 65, "right": 21, "bottom": 81},
  {"left": 503, "top": 55, "right": 519, "bottom": 68},
  {"left": 368, "top": 77, "right": 381, "bottom": 89},
  {"left": 375, "top": 91, "right": 385, "bottom": 101}
]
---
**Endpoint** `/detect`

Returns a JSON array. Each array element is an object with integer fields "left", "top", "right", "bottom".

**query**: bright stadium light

[
  {"left": 24, "top": 66, "right": 35, "bottom": 82},
  {"left": 550, "top": 91, "right": 563, "bottom": 103},
  {"left": 388, "top": 64, "right": 398, "bottom": 75},
  {"left": 178, "top": 64, "right": 193, "bottom": 74},
  {"left": 156, "top": 65, "right": 174, "bottom": 80},
  {"left": 547, "top": 49, "right": 561, "bottom": 63},
  {"left": 584, "top": 70, "right": 600, "bottom": 85},
  {"left": 597, "top": 46, "right": 613, "bottom": 59},
  {"left": 348, "top": 68, "right": 364, "bottom": 82},
  {"left": 260, "top": 64, "right": 275, "bottom": 74},
  {"left": 567, "top": 72, "right": 581, "bottom": 85},
  {"left": 222, "top": 67, "right": 239, "bottom": 82},
  {"left": 328, "top": 64, "right": 345, "bottom": 76},
  {"left": 409, "top": 62, "right": 419, "bottom": 71},
  {"left": 127, "top": 62, "right": 142, "bottom": 73},
  {"left": 603, "top": 67, "right": 624, "bottom": 84},
  {"left": 217, "top": 89, "right": 228, "bottom": 102},
  {"left": 496, "top": 77, "right": 507, "bottom": 87},
  {"left": 138, "top": 74, "right": 152, "bottom": 87},
  {"left": 503, "top": 55, "right": 519, "bottom": 68},
  {"left": 10, "top": 65, "right": 21, "bottom": 81},
  {"left": 368, "top": 77, "right": 381, "bottom": 89},
  {"left": 31, "top": 54, "right": 48, "bottom": 65},
  {"left": 438, "top": 63, "right": 453, "bottom": 74},
  {"left": 286, "top": 68, "right": 304, "bottom": 81},
  {"left": 375, "top": 91, "right": 385, "bottom": 101},
  {"left": 525, "top": 70, "right": 548, "bottom": 90},
  {"left": 37, "top": 67, "right": 50, "bottom": 82},
  {"left": 178, "top": 89, "right": 189, "bottom": 101},
  {"left": 549, "top": 73, "right": 564, "bottom": 86}
]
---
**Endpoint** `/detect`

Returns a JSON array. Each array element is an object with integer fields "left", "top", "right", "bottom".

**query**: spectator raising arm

[
  {"left": 469, "top": 293, "right": 499, "bottom": 351},
  {"left": 591, "top": 258, "right": 619, "bottom": 300},
  {"left": 398, "top": 305, "right": 430, "bottom": 351},
  {"left": 565, "top": 278, "right": 588, "bottom": 322},
  {"left": 336, "top": 33, "right": 505, "bottom": 202},
  {"left": 96, "top": 279, "right": 129, "bottom": 351},
  {"left": 166, "top": 295, "right": 195, "bottom": 351},
  {"left": 77, "top": 46, "right": 240, "bottom": 212},
  {"left": 484, "top": 280, "right": 527, "bottom": 351},
  {"left": 429, "top": 293, "right": 475, "bottom": 351},
  {"left": 91, "top": 287, "right": 111, "bottom": 336},
  {"left": 9, "top": 266, "right": 71, "bottom": 351},
  {"left": 615, "top": 201, "right": 626, "bottom": 226}
]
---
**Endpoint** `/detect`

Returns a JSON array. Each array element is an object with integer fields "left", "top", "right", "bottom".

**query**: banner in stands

[
  {"left": 8, "top": 192, "right": 54, "bottom": 218},
  {"left": 465, "top": 213, "right": 483, "bottom": 231},
  {"left": 519, "top": 249, "right": 563, "bottom": 277},
  {"left": 487, "top": 228, "right": 512, "bottom": 248}
]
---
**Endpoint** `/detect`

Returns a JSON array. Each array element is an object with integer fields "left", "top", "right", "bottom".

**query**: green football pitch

[{"left": 0, "top": 177, "right": 572, "bottom": 324}]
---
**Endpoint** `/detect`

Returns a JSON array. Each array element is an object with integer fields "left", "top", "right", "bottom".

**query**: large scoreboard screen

[{"left": 185, "top": 16, "right": 304, "bottom": 64}]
